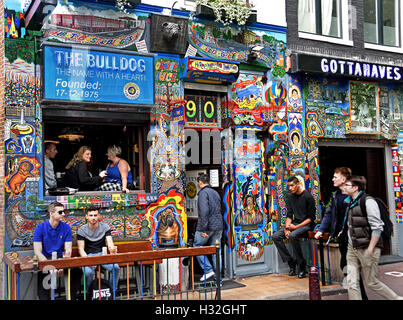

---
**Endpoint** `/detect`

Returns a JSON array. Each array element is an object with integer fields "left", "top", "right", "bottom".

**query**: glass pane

[
  {"left": 298, "top": 0, "right": 317, "bottom": 33},
  {"left": 364, "top": 0, "right": 378, "bottom": 43},
  {"left": 382, "top": 0, "right": 398, "bottom": 46},
  {"left": 322, "top": 0, "right": 340, "bottom": 37}
]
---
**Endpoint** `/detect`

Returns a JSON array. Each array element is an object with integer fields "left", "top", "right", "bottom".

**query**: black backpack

[
  {"left": 89, "top": 277, "right": 112, "bottom": 300},
  {"left": 359, "top": 193, "right": 394, "bottom": 240}
]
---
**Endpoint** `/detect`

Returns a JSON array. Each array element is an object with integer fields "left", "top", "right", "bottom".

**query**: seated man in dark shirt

[
  {"left": 77, "top": 205, "right": 120, "bottom": 294},
  {"left": 272, "top": 176, "right": 316, "bottom": 278}
]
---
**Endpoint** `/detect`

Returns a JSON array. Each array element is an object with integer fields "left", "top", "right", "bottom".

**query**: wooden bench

[
  {"left": 4, "top": 244, "right": 219, "bottom": 300},
  {"left": 71, "top": 240, "right": 162, "bottom": 296}
]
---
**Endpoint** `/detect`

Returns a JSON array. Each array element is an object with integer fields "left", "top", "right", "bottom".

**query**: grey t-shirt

[
  {"left": 77, "top": 222, "right": 111, "bottom": 254},
  {"left": 44, "top": 157, "right": 57, "bottom": 190}
]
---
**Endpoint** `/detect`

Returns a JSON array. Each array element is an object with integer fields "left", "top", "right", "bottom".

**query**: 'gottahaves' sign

[
  {"left": 291, "top": 53, "right": 403, "bottom": 82},
  {"left": 43, "top": 43, "right": 154, "bottom": 105}
]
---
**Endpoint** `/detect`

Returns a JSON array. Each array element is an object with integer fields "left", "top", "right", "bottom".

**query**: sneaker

[
  {"left": 200, "top": 271, "right": 215, "bottom": 282},
  {"left": 298, "top": 270, "right": 307, "bottom": 279}
]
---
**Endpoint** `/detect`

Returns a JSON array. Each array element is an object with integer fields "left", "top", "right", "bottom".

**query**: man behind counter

[{"left": 44, "top": 142, "right": 58, "bottom": 191}]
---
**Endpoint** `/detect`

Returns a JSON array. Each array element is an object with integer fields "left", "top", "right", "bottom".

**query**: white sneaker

[{"left": 200, "top": 271, "right": 215, "bottom": 282}]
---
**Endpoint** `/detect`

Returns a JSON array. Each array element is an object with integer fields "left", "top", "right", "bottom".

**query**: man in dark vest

[
  {"left": 314, "top": 167, "right": 368, "bottom": 299},
  {"left": 342, "top": 175, "right": 402, "bottom": 300}
]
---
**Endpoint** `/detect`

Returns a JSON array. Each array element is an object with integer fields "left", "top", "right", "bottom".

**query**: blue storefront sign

[{"left": 43, "top": 43, "right": 154, "bottom": 105}]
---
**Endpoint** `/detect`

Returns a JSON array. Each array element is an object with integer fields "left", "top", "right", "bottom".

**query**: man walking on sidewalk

[
  {"left": 342, "top": 175, "right": 403, "bottom": 300},
  {"left": 194, "top": 174, "right": 223, "bottom": 282},
  {"left": 273, "top": 176, "right": 316, "bottom": 278}
]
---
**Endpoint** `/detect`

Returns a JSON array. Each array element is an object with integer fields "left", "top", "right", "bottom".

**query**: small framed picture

[{"left": 349, "top": 81, "right": 380, "bottom": 134}]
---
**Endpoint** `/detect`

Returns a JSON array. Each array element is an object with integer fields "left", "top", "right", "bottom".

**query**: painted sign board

[
  {"left": 291, "top": 53, "right": 403, "bottom": 82},
  {"left": 43, "top": 43, "right": 154, "bottom": 105},
  {"left": 181, "top": 56, "right": 239, "bottom": 84}
]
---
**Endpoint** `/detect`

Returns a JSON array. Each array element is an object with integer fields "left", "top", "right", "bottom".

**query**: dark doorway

[{"left": 318, "top": 145, "right": 390, "bottom": 254}]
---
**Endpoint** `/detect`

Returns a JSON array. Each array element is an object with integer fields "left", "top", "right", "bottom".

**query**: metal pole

[
  {"left": 215, "top": 240, "right": 221, "bottom": 300},
  {"left": 319, "top": 237, "right": 326, "bottom": 286}
]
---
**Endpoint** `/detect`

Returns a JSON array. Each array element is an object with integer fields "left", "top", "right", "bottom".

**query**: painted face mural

[{"left": 145, "top": 189, "right": 187, "bottom": 247}]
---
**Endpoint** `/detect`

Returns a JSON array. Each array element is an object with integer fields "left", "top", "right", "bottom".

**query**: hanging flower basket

[
  {"left": 195, "top": 1, "right": 256, "bottom": 26},
  {"left": 115, "top": 0, "right": 141, "bottom": 13}
]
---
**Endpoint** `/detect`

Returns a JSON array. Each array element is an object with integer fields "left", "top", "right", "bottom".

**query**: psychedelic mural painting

[
  {"left": 144, "top": 189, "right": 187, "bottom": 248},
  {"left": 186, "top": 15, "right": 289, "bottom": 265},
  {"left": 378, "top": 84, "right": 402, "bottom": 141},
  {"left": 41, "top": 0, "right": 149, "bottom": 51},
  {"left": 4, "top": 37, "right": 43, "bottom": 252},
  {"left": 393, "top": 141, "right": 402, "bottom": 224},
  {"left": 236, "top": 232, "right": 265, "bottom": 262},
  {"left": 6, "top": 192, "right": 158, "bottom": 249},
  {"left": 231, "top": 73, "right": 265, "bottom": 126},
  {"left": 302, "top": 76, "right": 350, "bottom": 138},
  {"left": 222, "top": 129, "right": 235, "bottom": 249},
  {"left": 187, "top": 16, "right": 286, "bottom": 70},
  {"left": 233, "top": 127, "right": 268, "bottom": 260},
  {"left": 149, "top": 53, "right": 187, "bottom": 247},
  {"left": 4, "top": 9, "right": 26, "bottom": 39}
]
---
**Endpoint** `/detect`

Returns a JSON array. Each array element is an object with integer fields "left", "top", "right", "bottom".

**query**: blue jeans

[
  {"left": 83, "top": 253, "right": 120, "bottom": 291},
  {"left": 193, "top": 230, "right": 222, "bottom": 276}
]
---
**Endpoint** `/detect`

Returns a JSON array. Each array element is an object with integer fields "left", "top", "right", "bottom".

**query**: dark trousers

[
  {"left": 273, "top": 225, "right": 311, "bottom": 267},
  {"left": 37, "top": 268, "right": 82, "bottom": 300}
]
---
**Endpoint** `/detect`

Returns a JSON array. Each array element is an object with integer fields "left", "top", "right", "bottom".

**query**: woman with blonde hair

[
  {"left": 63, "top": 146, "right": 106, "bottom": 191},
  {"left": 98, "top": 145, "right": 133, "bottom": 193}
]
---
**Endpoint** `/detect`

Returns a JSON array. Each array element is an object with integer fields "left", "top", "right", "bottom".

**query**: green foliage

[
  {"left": 271, "top": 64, "right": 286, "bottom": 78},
  {"left": 5, "top": 38, "right": 35, "bottom": 64}
]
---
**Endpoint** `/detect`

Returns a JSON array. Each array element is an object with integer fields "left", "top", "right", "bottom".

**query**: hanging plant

[
  {"left": 115, "top": 0, "right": 133, "bottom": 14},
  {"left": 195, "top": 0, "right": 255, "bottom": 26}
]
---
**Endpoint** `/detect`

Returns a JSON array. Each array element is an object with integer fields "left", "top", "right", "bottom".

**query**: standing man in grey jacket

[
  {"left": 44, "top": 142, "right": 58, "bottom": 191},
  {"left": 342, "top": 175, "right": 402, "bottom": 300},
  {"left": 194, "top": 173, "right": 223, "bottom": 282}
]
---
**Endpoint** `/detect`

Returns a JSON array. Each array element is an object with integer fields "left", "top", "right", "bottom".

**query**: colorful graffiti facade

[
  {"left": 187, "top": 15, "right": 293, "bottom": 261},
  {"left": 149, "top": 52, "right": 187, "bottom": 247},
  {"left": 41, "top": 0, "right": 149, "bottom": 51},
  {"left": 3, "top": 2, "right": 188, "bottom": 252}
]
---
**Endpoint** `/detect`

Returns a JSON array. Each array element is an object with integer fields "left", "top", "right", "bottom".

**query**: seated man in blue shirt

[{"left": 33, "top": 201, "right": 82, "bottom": 300}]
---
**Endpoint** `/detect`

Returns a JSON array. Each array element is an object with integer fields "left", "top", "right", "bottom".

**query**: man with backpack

[{"left": 342, "top": 175, "right": 402, "bottom": 300}]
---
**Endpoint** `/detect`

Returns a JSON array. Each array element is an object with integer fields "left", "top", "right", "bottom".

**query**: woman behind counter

[
  {"left": 98, "top": 145, "right": 133, "bottom": 193},
  {"left": 63, "top": 146, "right": 106, "bottom": 191}
]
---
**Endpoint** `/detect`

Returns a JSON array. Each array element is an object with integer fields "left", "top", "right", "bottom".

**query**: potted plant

[
  {"left": 195, "top": 0, "right": 256, "bottom": 26},
  {"left": 115, "top": 0, "right": 141, "bottom": 14}
]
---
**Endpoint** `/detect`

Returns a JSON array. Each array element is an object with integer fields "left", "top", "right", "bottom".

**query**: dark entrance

[{"left": 318, "top": 145, "right": 390, "bottom": 254}]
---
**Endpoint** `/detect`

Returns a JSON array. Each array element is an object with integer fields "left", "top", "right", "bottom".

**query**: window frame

[
  {"left": 298, "top": 0, "right": 353, "bottom": 46},
  {"left": 364, "top": 0, "right": 403, "bottom": 53}
]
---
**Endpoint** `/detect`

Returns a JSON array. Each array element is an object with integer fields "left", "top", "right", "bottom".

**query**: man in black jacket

[
  {"left": 315, "top": 167, "right": 351, "bottom": 269},
  {"left": 273, "top": 176, "right": 316, "bottom": 278},
  {"left": 314, "top": 167, "right": 368, "bottom": 299},
  {"left": 194, "top": 174, "right": 223, "bottom": 282}
]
